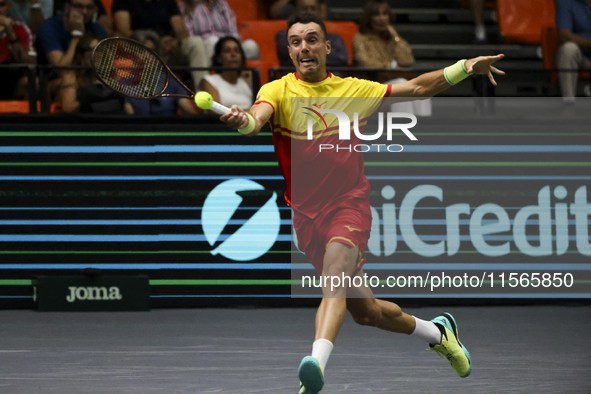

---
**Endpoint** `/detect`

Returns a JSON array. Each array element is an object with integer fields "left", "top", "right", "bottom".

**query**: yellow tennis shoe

[
  {"left": 429, "top": 312, "right": 472, "bottom": 378},
  {"left": 298, "top": 356, "right": 324, "bottom": 393}
]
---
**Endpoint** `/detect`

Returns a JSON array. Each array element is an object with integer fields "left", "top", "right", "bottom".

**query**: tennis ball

[{"left": 194, "top": 91, "right": 213, "bottom": 110}]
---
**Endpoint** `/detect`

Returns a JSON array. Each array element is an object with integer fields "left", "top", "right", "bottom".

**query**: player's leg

[
  {"left": 345, "top": 277, "right": 415, "bottom": 334},
  {"left": 315, "top": 241, "right": 359, "bottom": 341},
  {"left": 346, "top": 276, "right": 472, "bottom": 378},
  {"left": 299, "top": 241, "right": 358, "bottom": 394}
]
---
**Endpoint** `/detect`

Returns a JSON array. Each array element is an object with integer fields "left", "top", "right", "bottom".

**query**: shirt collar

[{"left": 294, "top": 71, "right": 333, "bottom": 82}]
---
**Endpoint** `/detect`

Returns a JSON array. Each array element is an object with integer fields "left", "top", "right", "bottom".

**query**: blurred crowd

[{"left": 0, "top": 0, "right": 590, "bottom": 114}]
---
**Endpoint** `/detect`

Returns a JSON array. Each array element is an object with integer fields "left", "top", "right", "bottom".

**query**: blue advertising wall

[
  {"left": 0, "top": 115, "right": 590, "bottom": 307},
  {"left": 0, "top": 117, "right": 291, "bottom": 308}
]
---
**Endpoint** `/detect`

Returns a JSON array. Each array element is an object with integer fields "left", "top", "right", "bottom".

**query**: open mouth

[{"left": 300, "top": 58, "right": 316, "bottom": 65}]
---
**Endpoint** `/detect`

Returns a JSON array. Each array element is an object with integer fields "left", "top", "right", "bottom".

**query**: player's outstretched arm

[
  {"left": 220, "top": 103, "right": 274, "bottom": 137},
  {"left": 388, "top": 54, "right": 505, "bottom": 99}
]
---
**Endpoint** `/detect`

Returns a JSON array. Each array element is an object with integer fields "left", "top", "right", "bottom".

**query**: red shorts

[{"left": 293, "top": 198, "right": 372, "bottom": 276}]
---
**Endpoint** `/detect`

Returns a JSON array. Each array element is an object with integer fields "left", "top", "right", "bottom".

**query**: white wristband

[{"left": 71, "top": 30, "right": 83, "bottom": 37}]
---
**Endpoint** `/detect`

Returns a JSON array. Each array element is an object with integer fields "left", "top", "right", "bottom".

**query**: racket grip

[{"left": 210, "top": 102, "right": 231, "bottom": 115}]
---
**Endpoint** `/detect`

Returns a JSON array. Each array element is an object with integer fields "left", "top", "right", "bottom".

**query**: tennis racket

[{"left": 91, "top": 37, "right": 230, "bottom": 114}]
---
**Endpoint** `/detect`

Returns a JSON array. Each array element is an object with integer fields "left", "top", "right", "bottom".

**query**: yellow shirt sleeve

[
  {"left": 255, "top": 80, "right": 284, "bottom": 113},
  {"left": 347, "top": 78, "right": 389, "bottom": 119},
  {"left": 355, "top": 78, "right": 389, "bottom": 98}
]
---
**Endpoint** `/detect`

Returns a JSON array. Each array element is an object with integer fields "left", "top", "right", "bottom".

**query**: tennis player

[{"left": 221, "top": 13, "right": 504, "bottom": 394}]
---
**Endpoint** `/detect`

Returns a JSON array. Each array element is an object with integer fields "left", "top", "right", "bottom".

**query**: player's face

[
  {"left": 287, "top": 22, "right": 331, "bottom": 82},
  {"left": 370, "top": 4, "right": 390, "bottom": 33}
]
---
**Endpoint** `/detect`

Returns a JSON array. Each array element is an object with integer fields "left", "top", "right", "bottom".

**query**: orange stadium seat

[
  {"left": 324, "top": 21, "right": 358, "bottom": 66},
  {"left": 497, "top": 0, "right": 555, "bottom": 44},
  {"left": 50, "top": 102, "right": 62, "bottom": 113},
  {"left": 100, "top": 0, "right": 113, "bottom": 17},
  {"left": 239, "top": 20, "right": 287, "bottom": 85},
  {"left": 226, "top": 0, "right": 266, "bottom": 25},
  {"left": 0, "top": 101, "right": 40, "bottom": 113}
]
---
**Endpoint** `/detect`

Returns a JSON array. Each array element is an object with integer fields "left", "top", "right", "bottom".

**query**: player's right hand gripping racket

[{"left": 91, "top": 37, "right": 230, "bottom": 114}]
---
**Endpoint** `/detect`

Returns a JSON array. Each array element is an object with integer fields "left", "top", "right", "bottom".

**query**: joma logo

[{"left": 66, "top": 286, "right": 123, "bottom": 302}]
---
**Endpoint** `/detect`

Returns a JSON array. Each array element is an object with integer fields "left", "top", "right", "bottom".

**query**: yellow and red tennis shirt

[{"left": 255, "top": 72, "right": 391, "bottom": 219}]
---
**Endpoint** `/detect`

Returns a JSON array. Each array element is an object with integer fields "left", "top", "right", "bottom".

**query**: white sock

[
  {"left": 411, "top": 316, "right": 442, "bottom": 346},
  {"left": 311, "top": 339, "right": 333, "bottom": 371}
]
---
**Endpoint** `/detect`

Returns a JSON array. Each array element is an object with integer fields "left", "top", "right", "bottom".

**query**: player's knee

[
  {"left": 322, "top": 246, "right": 357, "bottom": 279},
  {"left": 322, "top": 259, "right": 350, "bottom": 280}
]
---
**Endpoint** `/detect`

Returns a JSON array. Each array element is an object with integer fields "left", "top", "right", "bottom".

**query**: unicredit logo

[{"left": 202, "top": 179, "right": 281, "bottom": 261}]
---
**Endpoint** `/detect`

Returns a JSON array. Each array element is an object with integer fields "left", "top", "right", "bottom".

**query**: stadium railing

[{"left": 0, "top": 64, "right": 261, "bottom": 115}]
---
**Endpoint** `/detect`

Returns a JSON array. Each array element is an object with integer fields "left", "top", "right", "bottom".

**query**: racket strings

[{"left": 94, "top": 40, "right": 168, "bottom": 99}]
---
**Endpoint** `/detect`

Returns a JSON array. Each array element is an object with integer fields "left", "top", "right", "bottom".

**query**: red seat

[
  {"left": 324, "top": 21, "right": 358, "bottom": 66},
  {"left": 0, "top": 101, "right": 40, "bottom": 113},
  {"left": 100, "top": 0, "right": 113, "bottom": 17},
  {"left": 239, "top": 20, "right": 288, "bottom": 85},
  {"left": 497, "top": 0, "right": 555, "bottom": 44},
  {"left": 226, "top": 0, "right": 266, "bottom": 25}
]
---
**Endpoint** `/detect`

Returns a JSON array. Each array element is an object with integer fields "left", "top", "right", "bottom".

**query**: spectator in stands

[
  {"left": 37, "top": 0, "right": 107, "bottom": 67},
  {"left": 53, "top": 0, "right": 112, "bottom": 36},
  {"left": 0, "top": 0, "right": 36, "bottom": 99},
  {"left": 9, "top": 0, "right": 52, "bottom": 35},
  {"left": 276, "top": 0, "right": 347, "bottom": 70},
  {"left": 469, "top": 0, "right": 486, "bottom": 44},
  {"left": 199, "top": 35, "right": 252, "bottom": 110},
  {"left": 353, "top": 0, "right": 430, "bottom": 116},
  {"left": 178, "top": 0, "right": 259, "bottom": 60},
  {"left": 555, "top": 0, "right": 591, "bottom": 103},
  {"left": 123, "top": 29, "right": 198, "bottom": 115},
  {"left": 59, "top": 32, "right": 124, "bottom": 113},
  {"left": 269, "top": 0, "right": 328, "bottom": 20},
  {"left": 112, "top": 0, "right": 209, "bottom": 89},
  {"left": 353, "top": 0, "right": 413, "bottom": 77}
]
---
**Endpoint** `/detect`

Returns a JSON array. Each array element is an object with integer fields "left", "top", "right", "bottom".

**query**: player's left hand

[{"left": 465, "top": 54, "right": 505, "bottom": 86}]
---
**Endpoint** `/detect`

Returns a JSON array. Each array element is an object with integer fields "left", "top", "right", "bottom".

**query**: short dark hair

[
  {"left": 286, "top": 13, "right": 328, "bottom": 42},
  {"left": 212, "top": 36, "right": 246, "bottom": 69}
]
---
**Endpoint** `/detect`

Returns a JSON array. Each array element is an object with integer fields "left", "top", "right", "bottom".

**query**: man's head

[
  {"left": 0, "top": 0, "right": 11, "bottom": 18},
  {"left": 65, "top": 0, "right": 97, "bottom": 24},
  {"left": 286, "top": 13, "right": 331, "bottom": 82},
  {"left": 293, "top": 0, "right": 328, "bottom": 21},
  {"left": 294, "top": 0, "right": 319, "bottom": 18}
]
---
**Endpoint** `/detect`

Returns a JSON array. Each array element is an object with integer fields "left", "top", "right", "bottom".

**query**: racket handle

[{"left": 210, "top": 102, "right": 231, "bottom": 115}]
